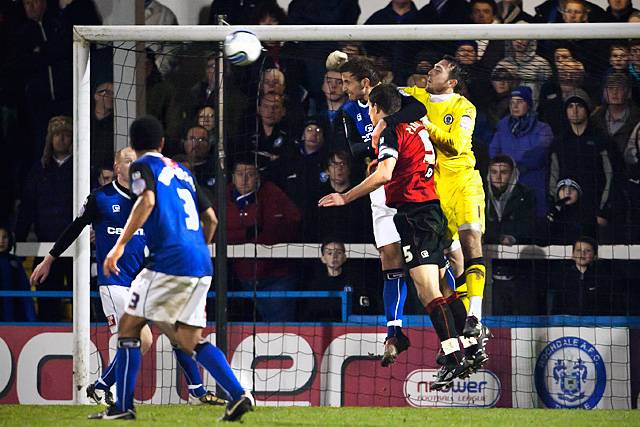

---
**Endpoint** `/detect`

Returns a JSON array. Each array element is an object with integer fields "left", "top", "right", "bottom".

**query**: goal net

[{"left": 65, "top": 23, "right": 640, "bottom": 409}]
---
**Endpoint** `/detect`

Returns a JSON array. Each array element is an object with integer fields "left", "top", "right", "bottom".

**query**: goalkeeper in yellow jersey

[{"left": 403, "top": 55, "right": 490, "bottom": 374}]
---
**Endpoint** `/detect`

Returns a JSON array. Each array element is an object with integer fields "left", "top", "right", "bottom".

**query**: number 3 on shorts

[
  {"left": 129, "top": 292, "right": 140, "bottom": 310},
  {"left": 402, "top": 245, "right": 413, "bottom": 263}
]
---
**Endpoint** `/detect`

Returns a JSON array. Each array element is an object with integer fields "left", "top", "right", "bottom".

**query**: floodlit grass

[{"left": 0, "top": 405, "right": 639, "bottom": 426}]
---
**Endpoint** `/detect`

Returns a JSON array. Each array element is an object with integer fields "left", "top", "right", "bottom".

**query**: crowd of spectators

[{"left": 2, "top": 0, "right": 640, "bottom": 321}]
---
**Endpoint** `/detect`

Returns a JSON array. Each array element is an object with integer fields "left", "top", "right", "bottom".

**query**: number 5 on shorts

[{"left": 402, "top": 245, "right": 413, "bottom": 263}]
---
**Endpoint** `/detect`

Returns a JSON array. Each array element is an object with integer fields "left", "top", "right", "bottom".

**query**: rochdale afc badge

[
  {"left": 443, "top": 114, "right": 454, "bottom": 125},
  {"left": 534, "top": 336, "right": 606, "bottom": 409}
]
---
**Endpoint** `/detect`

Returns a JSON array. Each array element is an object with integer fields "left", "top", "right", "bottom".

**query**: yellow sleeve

[
  {"left": 399, "top": 86, "right": 429, "bottom": 109},
  {"left": 424, "top": 100, "right": 476, "bottom": 156}
]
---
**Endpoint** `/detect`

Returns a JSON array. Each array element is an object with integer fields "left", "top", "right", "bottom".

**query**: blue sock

[
  {"left": 115, "top": 337, "right": 141, "bottom": 412},
  {"left": 383, "top": 269, "right": 407, "bottom": 338},
  {"left": 445, "top": 262, "right": 456, "bottom": 290},
  {"left": 194, "top": 342, "right": 244, "bottom": 401},
  {"left": 173, "top": 346, "right": 207, "bottom": 398},
  {"left": 95, "top": 351, "right": 118, "bottom": 391}
]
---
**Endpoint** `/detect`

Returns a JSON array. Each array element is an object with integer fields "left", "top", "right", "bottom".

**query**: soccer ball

[{"left": 224, "top": 30, "right": 262, "bottom": 66}]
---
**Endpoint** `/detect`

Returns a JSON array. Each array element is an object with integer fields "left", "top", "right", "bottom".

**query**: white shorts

[
  {"left": 370, "top": 186, "right": 400, "bottom": 249},
  {"left": 99, "top": 285, "right": 130, "bottom": 334},
  {"left": 125, "top": 268, "right": 211, "bottom": 328}
]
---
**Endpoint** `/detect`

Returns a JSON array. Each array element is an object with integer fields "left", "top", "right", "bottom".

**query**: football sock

[
  {"left": 455, "top": 275, "right": 469, "bottom": 310},
  {"left": 447, "top": 292, "right": 476, "bottom": 351},
  {"left": 194, "top": 342, "right": 244, "bottom": 401},
  {"left": 95, "top": 351, "right": 118, "bottom": 391},
  {"left": 444, "top": 263, "right": 456, "bottom": 289},
  {"left": 465, "top": 258, "right": 486, "bottom": 320},
  {"left": 426, "top": 297, "right": 462, "bottom": 364},
  {"left": 115, "top": 337, "right": 141, "bottom": 412},
  {"left": 173, "top": 345, "right": 207, "bottom": 398},
  {"left": 383, "top": 269, "right": 407, "bottom": 338}
]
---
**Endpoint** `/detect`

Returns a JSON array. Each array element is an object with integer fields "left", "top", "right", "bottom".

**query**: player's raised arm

[
  {"left": 422, "top": 57, "right": 476, "bottom": 155},
  {"left": 371, "top": 91, "right": 427, "bottom": 148},
  {"left": 30, "top": 194, "right": 97, "bottom": 286}
]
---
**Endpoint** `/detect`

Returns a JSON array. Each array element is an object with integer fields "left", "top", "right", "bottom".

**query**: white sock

[{"left": 468, "top": 296, "right": 483, "bottom": 320}]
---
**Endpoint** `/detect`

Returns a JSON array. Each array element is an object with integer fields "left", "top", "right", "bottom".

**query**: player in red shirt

[{"left": 319, "top": 83, "right": 467, "bottom": 389}]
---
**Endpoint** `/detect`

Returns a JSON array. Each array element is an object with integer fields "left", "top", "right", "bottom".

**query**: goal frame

[{"left": 71, "top": 22, "right": 640, "bottom": 403}]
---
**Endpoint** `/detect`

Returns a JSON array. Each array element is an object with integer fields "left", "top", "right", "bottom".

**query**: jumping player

[
  {"left": 89, "top": 116, "right": 252, "bottom": 421},
  {"left": 403, "top": 56, "right": 490, "bottom": 373},
  {"left": 319, "top": 84, "right": 468, "bottom": 389},
  {"left": 31, "top": 147, "right": 224, "bottom": 406},
  {"left": 338, "top": 55, "right": 427, "bottom": 366}
]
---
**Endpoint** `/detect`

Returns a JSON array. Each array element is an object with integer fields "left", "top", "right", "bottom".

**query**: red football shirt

[{"left": 376, "top": 121, "right": 438, "bottom": 207}]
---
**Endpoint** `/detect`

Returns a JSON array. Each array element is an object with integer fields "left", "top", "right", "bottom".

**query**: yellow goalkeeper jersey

[{"left": 401, "top": 87, "right": 477, "bottom": 176}]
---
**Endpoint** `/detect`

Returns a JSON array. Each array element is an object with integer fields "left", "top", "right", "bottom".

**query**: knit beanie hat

[
  {"left": 564, "top": 88, "right": 592, "bottom": 114},
  {"left": 556, "top": 178, "right": 583, "bottom": 198},
  {"left": 510, "top": 86, "right": 533, "bottom": 108}
]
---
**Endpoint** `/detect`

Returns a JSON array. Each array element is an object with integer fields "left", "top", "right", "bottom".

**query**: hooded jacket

[
  {"left": 489, "top": 113, "right": 553, "bottom": 217},
  {"left": 485, "top": 164, "right": 537, "bottom": 244},
  {"left": 549, "top": 123, "right": 613, "bottom": 218},
  {"left": 500, "top": 40, "right": 552, "bottom": 108}
]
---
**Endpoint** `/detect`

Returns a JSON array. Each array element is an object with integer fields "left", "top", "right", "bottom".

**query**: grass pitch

[{"left": 1, "top": 405, "right": 639, "bottom": 426}]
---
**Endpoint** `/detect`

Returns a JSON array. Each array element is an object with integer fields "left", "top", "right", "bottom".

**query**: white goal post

[{"left": 71, "top": 22, "right": 640, "bottom": 403}]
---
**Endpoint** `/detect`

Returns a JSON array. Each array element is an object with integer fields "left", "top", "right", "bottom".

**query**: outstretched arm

[
  {"left": 319, "top": 156, "right": 396, "bottom": 207},
  {"left": 31, "top": 194, "right": 97, "bottom": 286}
]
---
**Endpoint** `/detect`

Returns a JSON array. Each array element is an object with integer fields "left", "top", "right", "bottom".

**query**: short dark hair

[
  {"left": 369, "top": 83, "right": 401, "bottom": 116},
  {"left": 441, "top": 55, "right": 466, "bottom": 90},
  {"left": 321, "top": 238, "right": 345, "bottom": 254},
  {"left": 470, "top": 0, "right": 498, "bottom": 16},
  {"left": 230, "top": 153, "right": 258, "bottom": 172},
  {"left": 129, "top": 115, "right": 164, "bottom": 151},
  {"left": 573, "top": 236, "right": 598, "bottom": 255},
  {"left": 339, "top": 56, "right": 381, "bottom": 86},
  {"left": 326, "top": 150, "right": 352, "bottom": 169},
  {"left": 609, "top": 42, "right": 629, "bottom": 53},
  {"left": 489, "top": 154, "right": 515, "bottom": 169}
]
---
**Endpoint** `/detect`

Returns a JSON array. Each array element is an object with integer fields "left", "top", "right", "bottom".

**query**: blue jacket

[{"left": 489, "top": 116, "right": 553, "bottom": 217}]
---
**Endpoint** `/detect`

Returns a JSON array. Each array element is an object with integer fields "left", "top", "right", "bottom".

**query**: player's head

[
  {"left": 572, "top": 236, "right": 597, "bottom": 267},
  {"left": 129, "top": 115, "right": 164, "bottom": 152},
  {"left": 320, "top": 238, "right": 347, "bottom": 271},
  {"left": 368, "top": 83, "right": 401, "bottom": 126},
  {"left": 488, "top": 154, "right": 515, "bottom": 193},
  {"left": 427, "top": 55, "right": 464, "bottom": 95},
  {"left": 339, "top": 56, "right": 381, "bottom": 102},
  {"left": 114, "top": 147, "right": 137, "bottom": 186},
  {"left": 231, "top": 155, "right": 260, "bottom": 196}
]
